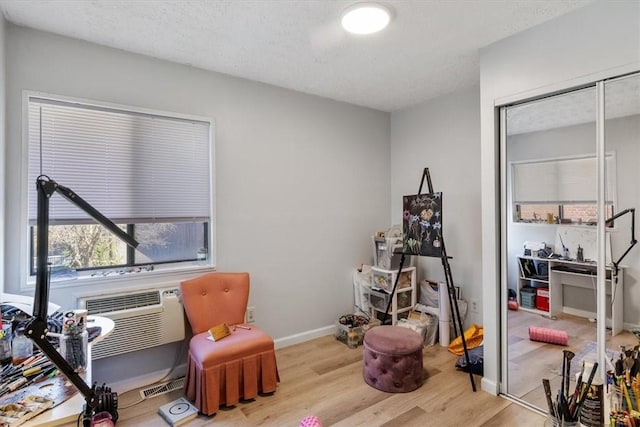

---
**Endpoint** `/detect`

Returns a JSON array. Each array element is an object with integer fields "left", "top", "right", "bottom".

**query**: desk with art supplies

[
  {"left": 550, "top": 259, "right": 624, "bottom": 336},
  {"left": 518, "top": 255, "right": 625, "bottom": 335},
  {"left": 518, "top": 226, "right": 626, "bottom": 335},
  {"left": 0, "top": 311, "right": 114, "bottom": 427}
]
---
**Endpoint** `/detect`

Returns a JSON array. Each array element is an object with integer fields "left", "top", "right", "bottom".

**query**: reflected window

[{"left": 511, "top": 154, "right": 616, "bottom": 226}]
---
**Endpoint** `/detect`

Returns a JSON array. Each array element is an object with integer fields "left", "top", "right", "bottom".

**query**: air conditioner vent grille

[
  {"left": 79, "top": 287, "right": 184, "bottom": 359},
  {"left": 92, "top": 312, "right": 163, "bottom": 359},
  {"left": 85, "top": 290, "right": 161, "bottom": 314}
]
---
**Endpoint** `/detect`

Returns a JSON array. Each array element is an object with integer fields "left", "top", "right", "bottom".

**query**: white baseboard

[
  {"left": 481, "top": 377, "right": 498, "bottom": 395},
  {"left": 562, "top": 306, "right": 597, "bottom": 321},
  {"left": 274, "top": 325, "right": 335, "bottom": 349},
  {"left": 624, "top": 321, "right": 640, "bottom": 332},
  {"left": 562, "top": 307, "right": 613, "bottom": 329},
  {"left": 110, "top": 363, "right": 187, "bottom": 395},
  {"left": 562, "top": 307, "right": 639, "bottom": 334}
]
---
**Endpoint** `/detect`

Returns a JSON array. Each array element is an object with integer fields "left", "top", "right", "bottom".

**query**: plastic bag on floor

[
  {"left": 353, "top": 266, "right": 372, "bottom": 314},
  {"left": 418, "top": 280, "right": 439, "bottom": 308}
]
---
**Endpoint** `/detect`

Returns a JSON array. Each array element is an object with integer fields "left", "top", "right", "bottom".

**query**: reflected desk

[
  {"left": 21, "top": 315, "right": 114, "bottom": 427},
  {"left": 518, "top": 256, "right": 625, "bottom": 335}
]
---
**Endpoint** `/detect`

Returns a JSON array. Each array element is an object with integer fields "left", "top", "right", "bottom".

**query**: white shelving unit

[
  {"left": 369, "top": 266, "right": 416, "bottom": 325},
  {"left": 516, "top": 256, "right": 550, "bottom": 316},
  {"left": 516, "top": 255, "right": 624, "bottom": 335}
]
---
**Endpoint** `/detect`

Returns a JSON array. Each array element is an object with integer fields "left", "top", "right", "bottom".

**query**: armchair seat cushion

[{"left": 189, "top": 326, "right": 275, "bottom": 366}]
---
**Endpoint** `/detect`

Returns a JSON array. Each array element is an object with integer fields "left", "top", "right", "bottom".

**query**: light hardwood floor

[
  {"left": 507, "top": 309, "right": 637, "bottom": 412},
  {"left": 105, "top": 335, "right": 545, "bottom": 427}
]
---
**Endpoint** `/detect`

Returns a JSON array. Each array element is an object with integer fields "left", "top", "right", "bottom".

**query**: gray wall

[
  {"left": 3, "top": 24, "right": 391, "bottom": 386},
  {"left": 480, "top": 0, "right": 640, "bottom": 394},
  {"left": 390, "top": 85, "right": 482, "bottom": 327}
]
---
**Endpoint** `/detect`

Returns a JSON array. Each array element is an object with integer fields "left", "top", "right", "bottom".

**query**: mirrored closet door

[
  {"left": 501, "top": 70, "right": 640, "bottom": 412},
  {"left": 603, "top": 72, "right": 640, "bottom": 384}
]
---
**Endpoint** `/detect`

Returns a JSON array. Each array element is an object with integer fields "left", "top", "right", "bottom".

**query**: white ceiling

[
  {"left": 0, "top": 0, "right": 594, "bottom": 112},
  {"left": 507, "top": 74, "right": 640, "bottom": 135}
]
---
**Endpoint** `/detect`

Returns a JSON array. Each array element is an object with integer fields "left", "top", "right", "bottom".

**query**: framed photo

[{"left": 402, "top": 192, "right": 442, "bottom": 258}]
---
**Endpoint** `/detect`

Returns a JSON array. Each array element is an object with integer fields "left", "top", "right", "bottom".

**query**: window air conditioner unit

[{"left": 76, "top": 287, "right": 185, "bottom": 359}]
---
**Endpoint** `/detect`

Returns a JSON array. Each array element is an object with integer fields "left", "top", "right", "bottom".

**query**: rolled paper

[{"left": 438, "top": 282, "right": 451, "bottom": 347}]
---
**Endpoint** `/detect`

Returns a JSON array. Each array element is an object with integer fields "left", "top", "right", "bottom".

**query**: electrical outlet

[
  {"left": 246, "top": 306, "right": 256, "bottom": 323},
  {"left": 470, "top": 298, "right": 479, "bottom": 313}
]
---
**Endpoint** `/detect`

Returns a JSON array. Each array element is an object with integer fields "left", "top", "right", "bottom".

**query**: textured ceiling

[
  {"left": 507, "top": 74, "right": 640, "bottom": 135},
  {"left": 0, "top": 0, "right": 593, "bottom": 112}
]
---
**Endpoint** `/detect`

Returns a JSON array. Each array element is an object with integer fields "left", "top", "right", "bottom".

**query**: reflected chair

[{"left": 180, "top": 272, "right": 279, "bottom": 415}]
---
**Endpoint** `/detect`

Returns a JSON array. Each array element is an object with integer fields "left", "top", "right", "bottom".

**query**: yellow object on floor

[{"left": 448, "top": 324, "right": 483, "bottom": 356}]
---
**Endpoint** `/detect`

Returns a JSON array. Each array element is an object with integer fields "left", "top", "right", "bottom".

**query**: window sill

[
  {"left": 23, "top": 262, "right": 216, "bottom": 293},
  {"left": 512, "top": 221, "right": 616, "bottom": 231}
]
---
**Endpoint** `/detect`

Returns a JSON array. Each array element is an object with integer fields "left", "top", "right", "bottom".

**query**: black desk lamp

[
  {"left": 606, "top": 208, "right": 637, "bottom": 279},
  {"left": 25, "top": 175, "right": 139, "bottom": 426}
]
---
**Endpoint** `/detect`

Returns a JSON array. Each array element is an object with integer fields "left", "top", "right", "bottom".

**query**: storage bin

[
  {"left": 335, "top": 315, "right": 380, "bottom": 346},
  {"left": 536, "top": 288, "right": 550, "bottom": 312},
  {"left": 373, "top": 237, "right": 404, "bottom": 270},
  {"left": 407, "top": 311, "right": 437, "bottom": 345},
  {"left": 335, "top": 321, "right": 364, "bottom": 346},
  {"left": 372, "top": 269, "right": 412, "bottom": 292},
  {"left": 520, "top": 287, "right": 536, "bottom": 309},
  {"left": 369, "top": 289, "right": 390, "bottom": 311},
  {"left": 370, "top": 289, "right": 412, "bottom": 312},
  {"left": 397, "top": 292, "right": 412, "bottom": 310}
]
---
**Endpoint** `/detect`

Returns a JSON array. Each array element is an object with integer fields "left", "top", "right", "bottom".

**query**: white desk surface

[
  {"left": 22, "top": 315, "right": 115, "bottom": 427},
  {"left": 1, "top": 292, "right": 61, "bottom": 317}
]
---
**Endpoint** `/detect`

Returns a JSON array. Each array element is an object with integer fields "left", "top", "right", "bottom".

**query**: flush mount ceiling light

[{"left": 341, "top": 2, "right": 393, "bottom": 35}]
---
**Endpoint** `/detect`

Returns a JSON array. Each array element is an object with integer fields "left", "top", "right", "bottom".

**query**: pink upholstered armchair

[{"left": 180, "top": 272, "right": 279, "bottom": 415}]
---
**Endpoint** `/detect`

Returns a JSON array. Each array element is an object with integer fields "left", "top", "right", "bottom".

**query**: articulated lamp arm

[
  {"left": 605, "top": 208, "right": 637, "bottom": 277},
  {"left": 26, "top": 175, "right": 139, "bottom": 426}
]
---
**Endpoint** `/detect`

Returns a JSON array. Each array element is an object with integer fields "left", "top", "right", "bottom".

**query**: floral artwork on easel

[{"left": 403, "top": 192, "right": 442, "bottom": 258}]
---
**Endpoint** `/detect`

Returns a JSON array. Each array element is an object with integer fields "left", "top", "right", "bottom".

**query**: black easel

[{"left": 382, "top": 168, "right": 476, "bottom": 392}]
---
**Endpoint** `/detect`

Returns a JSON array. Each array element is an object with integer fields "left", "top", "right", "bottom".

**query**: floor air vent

[{"left": 139, "top": 377, "right": 186, "bottom": 400}]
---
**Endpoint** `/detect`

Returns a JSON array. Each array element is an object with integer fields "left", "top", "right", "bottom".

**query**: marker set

[
  {"left": 608, "top": 370, "right": 640, "bottom": 425},
  {"left": 610, "top": 410, "right": 640, "bottom": 426},
  {"left": 59, "top": 310, "right": 88, "bottom": 373}
]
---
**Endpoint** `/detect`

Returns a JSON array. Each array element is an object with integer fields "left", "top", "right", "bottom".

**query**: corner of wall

[{"left": 481, "top": 376, "right": 499, "bottom": 396}]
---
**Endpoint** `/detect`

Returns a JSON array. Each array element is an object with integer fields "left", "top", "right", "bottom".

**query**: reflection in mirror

[
  {"left": 504, "top": 87, "right": 598, "bottom": 412},
  {"left": 604, "top": 73, "right": 640, "bottom": 400},
  {"left": 503, "top": 72, "right": 640, "bottom": 417}
]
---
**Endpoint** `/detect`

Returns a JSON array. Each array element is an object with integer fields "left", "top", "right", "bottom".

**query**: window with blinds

[
  {"left": 27, "top": 95, "right": 212, "bottom": 280},
  {"left": 511, "top": 155, "right": 616, "bottom": 225}
]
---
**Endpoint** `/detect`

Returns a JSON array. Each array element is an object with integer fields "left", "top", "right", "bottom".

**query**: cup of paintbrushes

[{"left": 544, "top": 416, "right": 579, "bottom": 427}]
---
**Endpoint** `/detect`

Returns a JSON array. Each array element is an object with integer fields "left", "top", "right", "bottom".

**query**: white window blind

[
  {"left": 512, "top": 155, "right": 615, "bottom": 204},
  {"left": 27, "top": 97, "right": 211, "bottom": 225}
]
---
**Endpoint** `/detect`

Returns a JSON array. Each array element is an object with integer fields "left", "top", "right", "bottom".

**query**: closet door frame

[{"left": 497, "top": 69, "right": 639, "bottom": 402}]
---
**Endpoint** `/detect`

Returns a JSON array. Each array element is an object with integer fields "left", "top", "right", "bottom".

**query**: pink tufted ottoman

[{"left": 363, "top": 325, "right": 424, "bottom": 393}]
